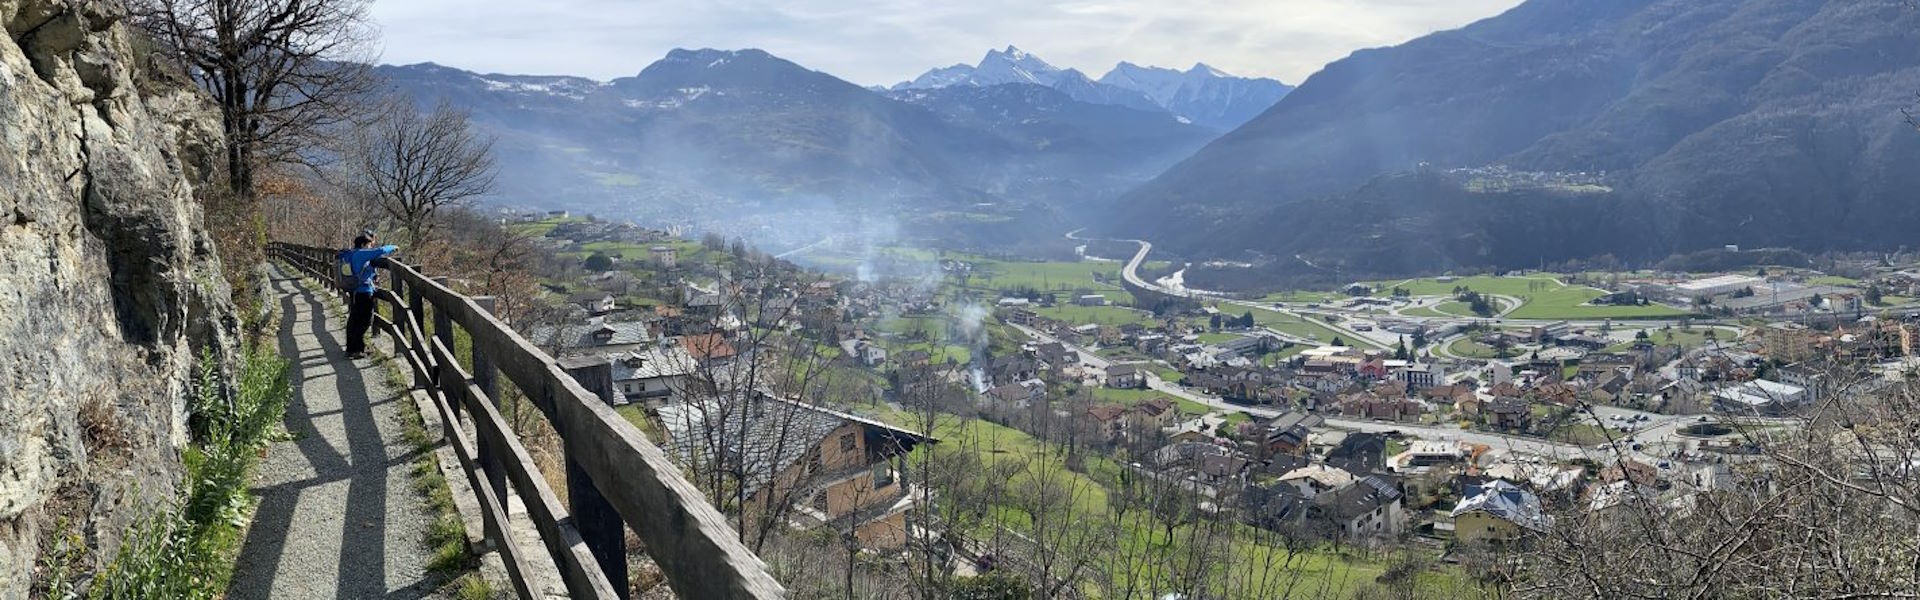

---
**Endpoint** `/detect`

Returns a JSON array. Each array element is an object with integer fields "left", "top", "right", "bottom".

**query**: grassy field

[
  {"left": 1807, "top": 275, "right": 1860, "bottom": 286},
  {"left": 1371, "top": 275, "right": 1562, "bottom": 297},
  {"left": 1445, "top": 337, "right": 1501, "bottom": 359},
  {"left": 879, "top": 315, "right": 945, "bottom": 338},
  {"left": 1405, "top": 301, "right": 1479, "bottom": 318},
  {"left": 1507, "top": 287, "right": 1688, "bottom": 320},
  {"left": 1035, "top": 304, "right": 1160, "bottom": 328},
  {"left": 1257, "top": 290, "right": 1345, "bottom": 304},
  {"left": 1247, "top": 307, "right": 1383, "bottom": 349},
  {"left": 507, "top": 215, "right": 588, "bottom": 238},
  {"left": 1431, "top": 301, "right": 1481, "bottom": 317},
  {"left": 1150, "top": 364, "right": 1184, "bottom": 382},
  {"left": 966, "top": 257, "right": 1129, "bottom": 297},
  {"left": 1197, "top": 332, "right": 1242, "bottom": 345},
  {"left": 1606, "top": 326, "right": 1742, "bottom": 352},
  {"left": 1368, "top": 275, "right": 1688, "bottom": 320}
]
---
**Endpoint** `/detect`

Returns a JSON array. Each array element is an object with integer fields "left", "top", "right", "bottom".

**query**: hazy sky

[{"left": 370, "top": 0, "right": 1526, "bottom": 85}]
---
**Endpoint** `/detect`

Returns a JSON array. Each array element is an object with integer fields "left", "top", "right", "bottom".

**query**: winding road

[{"left": 1046, "top": 229, "right": 1803, "bottom": 463}]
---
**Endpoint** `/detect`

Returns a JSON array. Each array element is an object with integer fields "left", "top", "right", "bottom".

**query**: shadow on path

[{"left": 228, "top": 270, "right": 439, "bottom": 600}]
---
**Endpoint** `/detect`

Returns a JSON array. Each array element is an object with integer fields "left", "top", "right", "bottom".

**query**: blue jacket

[{"left": 336, "top": 245, "right": 399, "bottom": 293}]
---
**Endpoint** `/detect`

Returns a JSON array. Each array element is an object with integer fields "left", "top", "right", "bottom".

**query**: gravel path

[{"left": 228, "top": 268, "right": 443, "bottom": 599}]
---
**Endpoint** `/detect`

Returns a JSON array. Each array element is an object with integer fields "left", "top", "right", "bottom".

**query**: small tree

[
  {"left": 347, "top": 99, "right": 497, "bottom": 244},
  {"left": 583, "top": 253, "right": 614, "bottom": 272}
]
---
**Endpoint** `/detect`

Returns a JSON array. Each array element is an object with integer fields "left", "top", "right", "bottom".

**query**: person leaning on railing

[{"left": 336, "top": 230, "right": 399, "bottom": 360}]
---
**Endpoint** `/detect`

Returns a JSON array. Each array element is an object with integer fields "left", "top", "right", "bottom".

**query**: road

[
  {"left": 1054, "top": 230, "right": 1808, "bottom": 463},
  {"left": 1108, "top": 237, "right": 1392, "bottom": 350}
]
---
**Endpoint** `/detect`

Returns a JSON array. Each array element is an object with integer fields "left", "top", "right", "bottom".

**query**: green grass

[
  {"left": 1256, "top": 290, "right": 1344, "bottom": 304},
  {"left": 1445, "top": 337, "right": 1501, "bottom": 359},
  {"left": 1807, "top": 275, "right": 1860, "bottom": 286},
  {"left": 1175, "top": 399, "right": 1213, "bottom": 416},
  {"left": 1400, "top": 304, "right": 1450, "bottom": 318},
  {"left": 1093, "top": 386, "right": 1180, "bottom": 406},
  {"left": 1370, "top": 274, "right": 1687, "bottom": 320},
  {"left": 1247, "top": 307, "right": 1382, "bottom": 349},
  {"left": 1370, "top": 275, "right": 1563, "bottom": 297},
  {"left": 853, "top": 409, "right": 1426, "bottom": 597},
  {"left": 1546, "top": 423, "right": 1613, "bottom": 445},
  {"left": 1197, "top": 332, "right": 1242, "bottom": 345},
  {"left": 1506, "top": 287, "right": 1688, "bottom": 320},
  {"left": 1607, "top": 326, "right": 1742, "bottom": 352},
  {"left": 895, "top": 342, "right": 973, "bottom": 366},
  {"left": 1150, "top": 365, "right": 1184, "bottom": 382},
  {"left": 958, "top": 256, "right": 1134, "bottom": 304},
  {"left": 1431, "top": 301, "right": 1482, "bottom": 317},
  {"left": 879, "top": 314, "right": 945, "bottom": 338},
  {"left": 44, "top": 345, "right": 292, "bottom": 599},
  {"left": 1034, "top": 304, "right": 1159, "bottom": 328},
  {"left": 507, "top": 215, "right": 586, "bottom": 238}
]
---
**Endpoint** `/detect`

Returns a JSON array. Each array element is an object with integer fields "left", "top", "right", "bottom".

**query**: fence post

[
  {"left": 470, "top": 296, "right": 511, "bottom": 520},
  {"left": 431, "top": 277, "right": 459, "bottom": 420},
  {"left": 561, "top": 362, "right": 630, "bottom": 600},
  {"left": 409, "top": 276, "right": 430, "bottom": 389},
  {"left": 389, "top": 277, "right": 409, "bottom": 363}
]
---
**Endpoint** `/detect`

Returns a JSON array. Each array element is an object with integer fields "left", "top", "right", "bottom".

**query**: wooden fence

[{"left": 270, "top": 242, "right": 786, "bottom": 600}]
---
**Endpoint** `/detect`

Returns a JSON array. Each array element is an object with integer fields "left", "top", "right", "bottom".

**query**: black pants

[{"left": 346, "top": 291, "right": 377, "bottom": 354}]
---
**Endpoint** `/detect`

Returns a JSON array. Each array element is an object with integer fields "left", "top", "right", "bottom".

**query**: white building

[
  {"left": 1395, "top": 362, "right": 1446, "bottom": 389},
  {"left": 1713, "top": 379, "right": 1808, "bottom": 415},
  {"left": 1672, "top": 274, "right": 1765, "bottom": 299}
]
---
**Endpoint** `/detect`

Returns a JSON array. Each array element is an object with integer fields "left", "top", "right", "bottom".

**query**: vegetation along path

[{"left": 228, "top": 267, "right": 444, "bottom": 599}]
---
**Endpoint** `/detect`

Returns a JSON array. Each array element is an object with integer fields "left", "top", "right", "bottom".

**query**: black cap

[{"left": 353, "top": 235, "right": 373, "bottom": 248}]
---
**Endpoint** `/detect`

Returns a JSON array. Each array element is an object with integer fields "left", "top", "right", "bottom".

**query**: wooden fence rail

[{"left": 270, "top": 242, "right": 787, "bottom": 600}]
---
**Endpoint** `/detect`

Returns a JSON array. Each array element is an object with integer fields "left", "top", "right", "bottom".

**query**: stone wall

[{"left": 0, "top": 0, "right": 232, "bottom": 595}]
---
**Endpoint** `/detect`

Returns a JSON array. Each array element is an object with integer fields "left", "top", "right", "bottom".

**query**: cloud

[{"left": 370, "top": 0, "right": 1525, "bottom": 84}]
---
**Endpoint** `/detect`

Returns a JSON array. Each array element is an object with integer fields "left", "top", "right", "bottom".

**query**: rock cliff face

[{"left": 1, "top": 0, "right": 233, "bottom": 594}]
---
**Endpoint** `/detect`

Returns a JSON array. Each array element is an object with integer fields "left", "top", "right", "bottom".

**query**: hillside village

[{"left": 495, "top": 210, "right": 1920, "bottom": 589}]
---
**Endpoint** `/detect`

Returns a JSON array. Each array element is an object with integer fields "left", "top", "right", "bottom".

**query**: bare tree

[
  {"left": 1510, "top": 366, "right": 1920, "bottom": 599},
  {"left": 126, "top": 0, "right": 375, "bottom": 200},
  {"left": 345, "top": 99, "right": 497, "bottom": 245}
]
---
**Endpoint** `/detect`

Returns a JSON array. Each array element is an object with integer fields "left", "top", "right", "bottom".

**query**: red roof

[{"left": 681, "top": 333, "right": 737, "bottom": 360}]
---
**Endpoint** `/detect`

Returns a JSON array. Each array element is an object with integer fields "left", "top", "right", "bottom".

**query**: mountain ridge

[
  {"left": 893, "top": 46, "right": 1292, "bottom": 130},
  {"left": 1105, "top": 0, "right": 1920, "bottom": 278},
  {"left": 376, "top": 47, "right": 1216, "bottom": 252}
]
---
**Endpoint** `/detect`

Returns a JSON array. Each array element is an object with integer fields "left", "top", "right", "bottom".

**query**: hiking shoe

[{"left": 346, "top": 351, "right": 368, "bottom": 360}]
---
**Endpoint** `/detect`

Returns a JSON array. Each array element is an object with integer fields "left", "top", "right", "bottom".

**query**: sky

[{"left": 369, "top": 0, "right": 1527, "bottom": 86}]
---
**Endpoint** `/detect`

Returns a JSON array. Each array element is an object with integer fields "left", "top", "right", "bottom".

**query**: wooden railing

[{"left": 270, "top": 242, "right": 786, "bottom": 600}]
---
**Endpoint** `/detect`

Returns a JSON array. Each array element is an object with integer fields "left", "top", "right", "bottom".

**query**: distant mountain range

[
  {"left": 1104, "top": 0, "right": 1920, "bottom": 279},
  {"left": 377, "top": 47, "right": 1219, "bottom": 252},
  {"left": 892, "top": 46, "right": 1293, "bottom": 131}
]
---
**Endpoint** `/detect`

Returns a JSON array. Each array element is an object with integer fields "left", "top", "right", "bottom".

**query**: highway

[
  {"left": 1048, "top": 230, "right": 1810, "bottom": 465},
  {"left": 1016, "top": 319, "right": 1622, "bottom": 460}
]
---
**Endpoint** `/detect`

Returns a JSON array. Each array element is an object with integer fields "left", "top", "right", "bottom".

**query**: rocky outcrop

[{"left": 1, "top": 0, "right": 233, "bottom": 595}]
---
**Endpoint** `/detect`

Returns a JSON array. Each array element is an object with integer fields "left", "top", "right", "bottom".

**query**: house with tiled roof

[
  {"left": 1450, "top": 480, "right": 1552, "bottom": 543},
  {"left": 657, "top": 391, "right": 934, "bottom": 550},
  {"left": 1310, "top": 475, "right": 1406, "bottom": 539},
  {"left": 527, "top": 316, "right": 653, "bottom": 357},
  {"left": 680, "top": 332, "right": 737, "bottom": 364}
]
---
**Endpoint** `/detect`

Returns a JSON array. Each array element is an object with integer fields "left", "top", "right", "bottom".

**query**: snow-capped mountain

[
  {"left": 375, "top": 48, "right": 1214, "bottom": 250},
  {"left": 1098, "top": 62, "right": 1293, "bottom": 131},
  {"left": 892, "top": 46, "right": 1161, "bottom": 113},
  {"left": 893, "top": 47, "right": 1291, "bottom": 130}
]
